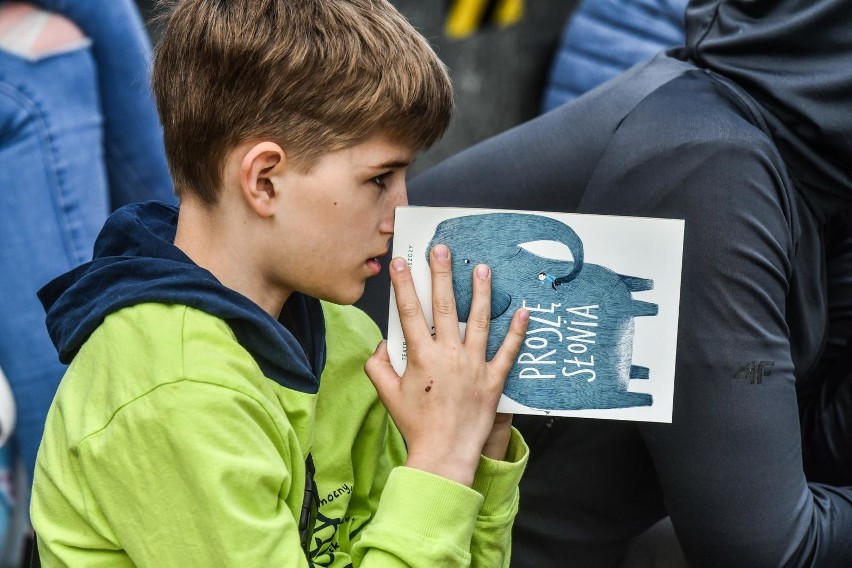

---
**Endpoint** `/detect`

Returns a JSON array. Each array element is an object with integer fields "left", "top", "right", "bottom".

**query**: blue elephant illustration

[{"left": 428, "top": 212, "right": 657, "bottom": 411}]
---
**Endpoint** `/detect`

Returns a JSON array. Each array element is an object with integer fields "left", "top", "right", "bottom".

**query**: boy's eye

[{"left": 371, "top": 173, "right": 390, "bottom": 189}]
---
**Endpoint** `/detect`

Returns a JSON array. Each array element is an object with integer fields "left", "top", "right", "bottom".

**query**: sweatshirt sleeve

[
  {"left": 351, "top": 428, "right": 527, "bottom": 568},
  {"left": 352, "top": 466, "right": 485, "bottom": 566},
  {"left": 346, "top": 421, "right": 527, "bottom": 568},
  {"left": 344, "top": 407, "right": 526, "bottom": 568},
  {"left": 469, "top": 428, "right": 529, "bottom": 567}
]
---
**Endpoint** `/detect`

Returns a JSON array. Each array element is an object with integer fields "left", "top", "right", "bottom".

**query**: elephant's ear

[{"left": 491, "top": 288, "right": 512, "bottom": 319}]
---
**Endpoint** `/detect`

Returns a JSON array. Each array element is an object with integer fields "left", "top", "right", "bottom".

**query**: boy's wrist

[{"left": 405, "top": 450, "right": 479, "bottom": 487}]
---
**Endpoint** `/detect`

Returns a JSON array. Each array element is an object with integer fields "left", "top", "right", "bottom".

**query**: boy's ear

[{"left": 240, "top": 141, "right": 286, "bottom": 218}]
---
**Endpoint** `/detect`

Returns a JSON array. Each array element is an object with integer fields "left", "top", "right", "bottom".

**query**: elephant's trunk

[{"left": 509, "top": 214, "right": 585, "bottom": 285}]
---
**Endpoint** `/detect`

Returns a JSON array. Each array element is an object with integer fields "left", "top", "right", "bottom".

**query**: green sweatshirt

[{"left": 32, "top": 301, "right": 528, "bottom": 567}]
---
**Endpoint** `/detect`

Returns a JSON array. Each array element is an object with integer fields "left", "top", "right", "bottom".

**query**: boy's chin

[{"left": 315, "top": 283, "right": 366, "bottom": 306}]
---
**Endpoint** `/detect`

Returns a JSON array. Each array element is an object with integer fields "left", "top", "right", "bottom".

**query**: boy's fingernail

[
  {"left": 391, "top": 258, "right": 406, "bottom": 271},
  {"left": 519, "top": 308, "right": 529, "bottom": 322},
  {"left": 433, "top": 244, "right": 449, "bottom": 260},
  {"left": 475, "top": 264, "right": 490, "bottom": 280}
]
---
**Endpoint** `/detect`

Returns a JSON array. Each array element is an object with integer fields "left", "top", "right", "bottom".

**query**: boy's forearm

[
  {"left": 352, "top": 430, "right": 527, "bottom": 567},
  {"left": 470, "top": 428, "right": 529, "bottom": 567},
  {"left": 352, "top": 466, "right": 482, "bottom": 566}
]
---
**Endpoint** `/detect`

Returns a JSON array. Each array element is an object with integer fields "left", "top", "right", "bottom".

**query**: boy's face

[{"left": 268, "top": 134, "right": 413, "bottom": 305}]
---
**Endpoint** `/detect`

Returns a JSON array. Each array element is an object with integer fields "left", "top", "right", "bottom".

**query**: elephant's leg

[
  {"left": 631, "top": 300, "right": 659, "bottom": 317},
  {"left": 618, "top": 391, "right": 654, "bottom": 408},
  {"left": 630, "top": 365, "right": 650, "bottom": 379},
  {"left": 620, "top": 275, "right": 654, "bottom": 292}
]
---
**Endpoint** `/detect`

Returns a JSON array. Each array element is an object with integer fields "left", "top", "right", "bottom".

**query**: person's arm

[
  {"left": 556, "top": 132, "right": 852, "bottom": 566},
  {"left": 468, "top": 429, "right": 528, "bottom": 566},
  {"left": 798, "top": 211, "right": 852, "bottom": 485},
  {"left": 348, "top": 424, "right": 527, "bottom": 567},
  {"left": 406, "top": 82, "right": 852, "bottom": 565},
  {"left": 579, "top": 107, "right": 850, "bottom": 565},
  {"left": 627, "top": 145, "right": 852, "bottom": 567},
  {"left": 568, "top": 123, "right": 852, "bottom": 565},
  {"left": 320, "top": 302, "right": 529, "bottom": 567},
  {"left": 365, "top": 248, "right": 528, "bottom": 487},
  {"left": 314, "top": 381, "right": 490, "bottom": 566}
]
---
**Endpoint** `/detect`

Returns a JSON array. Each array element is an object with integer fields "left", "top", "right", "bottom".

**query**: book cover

[{"left": 387, "top": 207, "right": 685, "bottom": 423}]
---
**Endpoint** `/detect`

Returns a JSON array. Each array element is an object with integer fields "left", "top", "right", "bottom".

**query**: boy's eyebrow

[{"left": 369, "top": 159, "right": 411, "bottom": 170}]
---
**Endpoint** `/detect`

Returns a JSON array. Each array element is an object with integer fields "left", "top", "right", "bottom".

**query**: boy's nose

[{"left": 380, "top": 186, "right": 408, "bottom": 234}]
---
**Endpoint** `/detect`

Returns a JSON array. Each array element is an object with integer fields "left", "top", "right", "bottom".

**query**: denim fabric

[
  {"left": 0, "top": 0, "right": 174, "bottom": 480},
  {"left": 29, "top": 0, "right": 175, "bottom": 208},
  {"left": 540, "top": 0, "right": 688, "bottom": 113},
  {"left": 0, "top": 42, "right": 108, "bottom": 479}
]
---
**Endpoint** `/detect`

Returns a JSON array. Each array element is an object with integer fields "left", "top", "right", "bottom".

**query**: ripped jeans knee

[{"left": 0, "top": 2, "right": 88, "bottom": 60}]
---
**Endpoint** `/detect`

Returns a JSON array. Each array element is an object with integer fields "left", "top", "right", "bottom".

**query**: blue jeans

[
  {"left": 540, "top": 0, "right": 687, "bottom": 113},
  {"left": 0, "top": 0, "right": 174, "bottom": 480}
]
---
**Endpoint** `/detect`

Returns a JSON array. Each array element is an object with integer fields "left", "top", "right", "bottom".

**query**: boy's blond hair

[{"left": 152, "top": 0, "right": 454, "bottom": 205}]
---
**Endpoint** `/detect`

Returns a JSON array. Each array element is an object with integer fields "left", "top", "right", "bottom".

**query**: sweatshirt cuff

[
  {"left": 471, "top": 427, "right": 529, "bottom": 517},
  {"left": 371, "top": 465, "right": 484, "bottom": 553}
]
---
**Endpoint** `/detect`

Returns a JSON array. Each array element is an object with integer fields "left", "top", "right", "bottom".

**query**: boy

[{"left": 30, "top": 0, "right": 530, "bottom": 566}]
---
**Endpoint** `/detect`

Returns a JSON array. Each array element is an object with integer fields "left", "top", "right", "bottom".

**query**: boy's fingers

[
  {"left": 489, "top": 308, "right": 529, "bottom": 378},
  {"left": 429, "top": 244, "right": 460, "bottom": 338},
  {"left": 390, "top": 257, "right": 431, "bottom": 343},
  {"left": 463, "top": 264, "right": 493, "bottom": 353}
]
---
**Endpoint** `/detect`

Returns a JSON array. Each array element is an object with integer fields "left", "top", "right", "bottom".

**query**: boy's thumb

[{"left": 364, "top": 340, "right": 398, "bottom": 400}]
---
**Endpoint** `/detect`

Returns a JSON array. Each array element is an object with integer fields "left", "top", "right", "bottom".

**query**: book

[{"left": 387, "top": 207, "right": 684, "bottom": 423}]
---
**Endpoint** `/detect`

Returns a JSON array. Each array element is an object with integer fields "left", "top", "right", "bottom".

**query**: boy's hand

[{"left": 366, "top": 244, "right": 529, "bottom": 487}]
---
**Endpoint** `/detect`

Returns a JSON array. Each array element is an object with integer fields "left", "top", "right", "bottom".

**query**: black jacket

[{"left": 406, "top": 0, "right": 852, "bottom": 565}]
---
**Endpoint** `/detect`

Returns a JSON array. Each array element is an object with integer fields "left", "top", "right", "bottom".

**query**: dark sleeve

[
  {"left": 409, "top": 84, "right": 852, "bottom": 566},
  {"left": 798, "top": 210, "right": 852, "bottom": 485},
  {"left": 30, "top": 0, "right": 175, "bottom": 207},
  {"left": 569, "top": 103, "right": 852, "bottom": 567},
  {"left": 615, "top": 139, "right": 852, "bottom": 568}
]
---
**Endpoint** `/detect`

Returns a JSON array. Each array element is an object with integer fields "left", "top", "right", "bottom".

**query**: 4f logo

[{"left": 733, "top": 360, "right": 774, "bottom": 384}]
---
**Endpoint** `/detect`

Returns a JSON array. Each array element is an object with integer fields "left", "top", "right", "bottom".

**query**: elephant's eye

[
  {"left": 538, "top": 272, "right": 547, "bottom": 281},
  {"left": 464, "top": 259, "right": 470, "bottom": 264}
]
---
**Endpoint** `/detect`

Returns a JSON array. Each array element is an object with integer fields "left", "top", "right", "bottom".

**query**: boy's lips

[
  {"left": 366, "top": 257, "right": 383, "bottom": 275},
  {"left": 365, "top": 249, "right": 388, "bottom": 275}
]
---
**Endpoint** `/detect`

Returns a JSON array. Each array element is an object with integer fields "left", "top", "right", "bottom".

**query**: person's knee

[{"left": 0, "top": 2, "right": 87, "bottom": 58}]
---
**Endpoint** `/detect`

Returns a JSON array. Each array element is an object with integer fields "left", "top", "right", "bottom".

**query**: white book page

[{"left": 387, "top": 206, "right": 684, "bottom": 423}]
